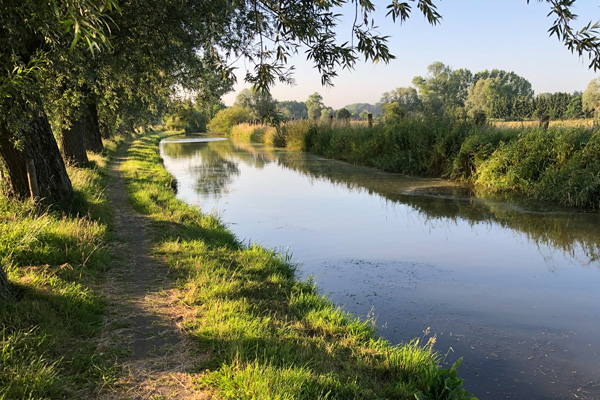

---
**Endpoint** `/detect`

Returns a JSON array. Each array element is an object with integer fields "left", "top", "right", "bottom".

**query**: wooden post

[
  {"left": 368, "top": 113, "right": 373, "bottom": 128},
  {"left": 539, "top": 115, "right": 550, "bottom": 130},
  {"left": 26, "top": 159, "right": 40, "bottom": 201}
]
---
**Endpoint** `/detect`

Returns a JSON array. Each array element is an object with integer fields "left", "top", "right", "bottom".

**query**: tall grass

[
  {"left": 121, "top": 131, "right": 476, "bottom": 400},
  {"left": 233, "top": 119, "right": 600, "bottom": 208},
  {"left": 0, "top": 135, "right": 126, "bottom": 399},
  {"left": 493, "top": 118, "right": 594, "bottom": 130}
]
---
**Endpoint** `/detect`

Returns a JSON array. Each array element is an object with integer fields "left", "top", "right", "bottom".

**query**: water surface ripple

[{"left": 161, "top": 137, "right": 600, "bottom": 400}]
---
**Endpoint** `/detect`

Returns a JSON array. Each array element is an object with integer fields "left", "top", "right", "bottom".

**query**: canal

[{"left": 160, "top": 136, "right": 600, "bottom": 399}]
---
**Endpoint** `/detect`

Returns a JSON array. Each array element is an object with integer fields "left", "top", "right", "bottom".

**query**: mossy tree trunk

[
  {"left": 60, "top": 114, "right": 90, "bottom": 166},
  {"left": 84, "top": 100, "right": 103, "bottom": 153},
  {"left": 0, "top": 97, "right": 73, "bottom": 204}
]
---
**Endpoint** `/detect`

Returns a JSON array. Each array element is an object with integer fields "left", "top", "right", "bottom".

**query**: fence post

[
  {"left": 368, "top": 113, "right": 373, "bottom": 128},
  {"left": 26, "top": 159, "right": 40, "bottom": 201}
]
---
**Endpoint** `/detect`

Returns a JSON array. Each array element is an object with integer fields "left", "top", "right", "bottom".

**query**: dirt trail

[{"left": 98, "top": 142, "right": 209, "bottom": 399}]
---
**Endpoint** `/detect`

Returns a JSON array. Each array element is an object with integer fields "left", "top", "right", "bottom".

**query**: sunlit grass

[
  {"left": 121, "top": 131, "right": 476, "bottom": 399},
  {"left": 492, "top": 118, "right": 593, "bottom": 129},
  {"left": 0, "top": 135, "right": 127, "bottom": 399}
]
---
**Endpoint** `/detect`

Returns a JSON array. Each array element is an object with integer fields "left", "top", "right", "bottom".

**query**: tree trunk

[
  {"left": 60, "top": 114, "right": 89, "bottom": 166},
  {"left": 99, "top": 121, "right": 111, "bottom": 139},
  {"left": 0, "top": 133, "right": 30, "bottom": 199},
  {"left": 84, "top": 100, "right": 103, "bottom": 153},
  {"left": 0, "top": 262, "right": 14, "bottom": 303},
  {"left": 0, "top": 99, "right": 73, "bottom": 204}
]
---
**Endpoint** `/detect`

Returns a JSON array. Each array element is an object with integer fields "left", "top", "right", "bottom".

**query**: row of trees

[
  {"left": 207, "top": 64, "right": 598, "bottom": 130},
  {"left": 1, "top": 0, "right": 241, "bottom": 204},
  {"left": 378, "top": 62, "right": 600, "bottom": 122},
  {"left": 3, "top": 0, "right": 600, "bottom": 205},
  {"left": 5, "top": 0, "right": 454, "bottom": 206},
  {"left": 206, "top": 90, "right": 356, "bottom": 132}
]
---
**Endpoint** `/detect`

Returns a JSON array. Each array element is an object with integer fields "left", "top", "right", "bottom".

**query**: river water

[{"left": 160, "top": 136, "right": 600, "bottom": 400}]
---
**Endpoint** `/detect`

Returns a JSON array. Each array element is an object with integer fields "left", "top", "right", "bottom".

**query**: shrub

[{"left": 207, "top": 107, "right": 251, "bottom": 134}]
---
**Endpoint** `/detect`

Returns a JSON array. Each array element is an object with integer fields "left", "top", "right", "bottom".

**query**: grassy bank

[
  {"left": 232, "top": 119, "right": 600, "bottom": 209},
  {"left": 0, "top": 136, "right": 126, "bottom": 398},
  {"left": 121, "top": 131, "right": 475, "bottom": 399}
]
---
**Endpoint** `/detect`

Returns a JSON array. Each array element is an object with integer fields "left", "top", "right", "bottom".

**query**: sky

[{"left": 222, "top": 0, "right": 600, "bottom": 109}]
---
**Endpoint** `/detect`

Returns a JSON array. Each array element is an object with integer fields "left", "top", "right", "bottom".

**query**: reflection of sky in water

[{"left": 160, "top": 137, "right": 600, "bottom": 400}]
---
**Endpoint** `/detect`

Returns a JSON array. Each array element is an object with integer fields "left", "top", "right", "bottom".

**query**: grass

[
  {"left": 0, "top": 135, "right": 126, "bottom": 399},
  {"left": 233, "top": 119, "right": 600, "bottom": 209},
  {"left": 120, "top": 131, "right": 476, "bottom": 399},
  {"left": 492, "top": 118, "right": 594, "bottom": 130}
]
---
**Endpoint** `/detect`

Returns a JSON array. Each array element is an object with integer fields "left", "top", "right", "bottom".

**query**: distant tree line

[
  {"left": 204, "top": 61, "right": 600, "bottom": 133},
  {"left": 377, "top": 62, "right": 598, "bottom": 123}
]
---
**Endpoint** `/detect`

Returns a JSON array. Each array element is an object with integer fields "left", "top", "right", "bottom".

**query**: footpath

[{"left": 99, "top": 141, "right": 208, "bottom": 399}]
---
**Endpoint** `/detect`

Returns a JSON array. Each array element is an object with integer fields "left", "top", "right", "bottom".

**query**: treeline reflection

[{"left": 162, "top": 138, "right": 600, "bottom": 267}]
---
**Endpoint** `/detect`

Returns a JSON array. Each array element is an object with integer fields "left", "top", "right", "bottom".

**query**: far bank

[{"left": 228, "top": 118, "right": 600, "bottom": 209}]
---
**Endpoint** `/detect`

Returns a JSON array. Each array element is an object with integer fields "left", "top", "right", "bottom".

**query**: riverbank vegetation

[
  {"left": 231, "top": 118, "right": 600, "bottom": 209},
  {"left": 120, "top": 131, "right": 476, "bottom": 399},
  {"left": 0, "top": 136, "right": 125, "bottom": 398},
  {"left": 202, "top": 60, "right": 600, "bottom": 210}
]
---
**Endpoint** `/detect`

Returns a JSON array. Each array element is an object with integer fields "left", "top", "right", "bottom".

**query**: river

[{"left": 160, "top": 136, "right": 600, "bottom": 400}]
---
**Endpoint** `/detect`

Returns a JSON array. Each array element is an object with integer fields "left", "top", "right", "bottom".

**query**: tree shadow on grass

[{"left": 0, "top": 280, "right": 108, "bottom": 399}]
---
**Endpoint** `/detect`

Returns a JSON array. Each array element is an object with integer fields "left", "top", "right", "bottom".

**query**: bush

[
  {"left": 163, "top": 101, "right": 208, "bottom": 133},
  {"left": 207, "top": 107, "right": 251, "bottom": 134}
]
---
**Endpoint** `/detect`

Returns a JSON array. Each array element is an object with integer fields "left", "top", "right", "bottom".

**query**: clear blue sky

[{"left": 222, "top": 0, "right": 600, "bottom": 109}]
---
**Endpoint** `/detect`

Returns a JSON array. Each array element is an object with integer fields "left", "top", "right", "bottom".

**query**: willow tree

[
  {"left": 583, "top": 77, "right": 600, "bottom": 124},
  {"left": 0, "top": 1, "right": 115, "bottom": 302},
  {"left": 0, "top": 1, "right": 114, "bottom": 202}
]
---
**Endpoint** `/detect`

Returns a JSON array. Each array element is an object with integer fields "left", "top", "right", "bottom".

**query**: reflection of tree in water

[
  {"left": 227, "top": 141, "right": 272, "bottom": 169},
  {"left": 233, "top": 141, "right": 600, "bottom": 267},
  {"left": 161, "top": 139, "right": 209, "bottom": 159},
  {"left": 193, "top": 159, "right": 239, "bottom": 196},
  {"left": 194, "top": 142, "right": 241, "bottom": 196},
  {"left": 163, "top": 139, "right": 274, "bottom": 197}
]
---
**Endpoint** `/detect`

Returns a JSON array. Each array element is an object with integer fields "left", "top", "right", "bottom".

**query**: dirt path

[{"left": 98, "top": 142, "right": 209, "bottom": 399}]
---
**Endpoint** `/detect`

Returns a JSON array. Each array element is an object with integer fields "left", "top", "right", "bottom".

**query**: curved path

[{"left": 98, "top": 141, "right": 209, "bottom": 399}]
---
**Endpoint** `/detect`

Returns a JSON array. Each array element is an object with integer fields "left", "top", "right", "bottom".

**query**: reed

[{"left": 232, "top": 119, "right": 600, "bottom": 208}]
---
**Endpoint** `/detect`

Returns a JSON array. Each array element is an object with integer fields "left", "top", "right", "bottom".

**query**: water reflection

[
  {"left": 160, "top": 137, "right": 600, "bottom": 399},
  {"left": 198, "top": 139, "right": 600, "bottom": 268},
  {"left": 162, "top": 138, "right": 240, "bottom": 197}
]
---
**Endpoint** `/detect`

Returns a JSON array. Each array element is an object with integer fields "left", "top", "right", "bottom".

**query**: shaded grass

[
  {"left": 235, "top": 119, "right": 600, "bottom": 209},
  {"left": 0, "top": 135, "right": 127, "bottom": 399},
  {"left": 121, "top": 131, "right": 476, "bottom": 399}
]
